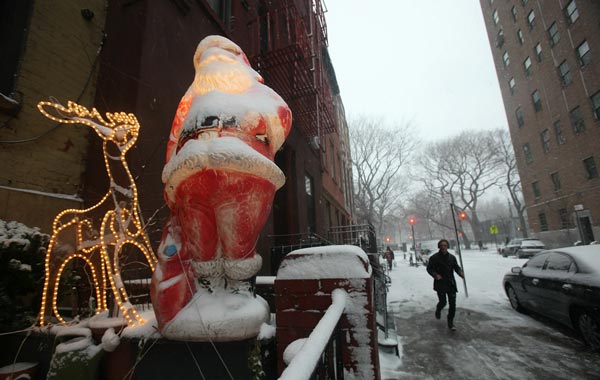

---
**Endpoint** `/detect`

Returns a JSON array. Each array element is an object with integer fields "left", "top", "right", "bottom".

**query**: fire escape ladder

[{"left": 247, "top": 0, "right": 336, "bottom": 139}]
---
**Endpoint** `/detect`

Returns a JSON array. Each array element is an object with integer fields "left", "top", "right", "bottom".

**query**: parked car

[
  {"left": 503, "top": 245, "right": 600, "bottom": 351},
  {"left": 501, "top": 238, "right": 546, "bottom": 258}
]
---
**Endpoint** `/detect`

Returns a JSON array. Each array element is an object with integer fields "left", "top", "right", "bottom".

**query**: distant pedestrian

[
  {"left": 384, "top": 246, "right": 395, "bottom": 270},
  {"left": 426, "top": 239, "right": 464, "bottom": 331}
]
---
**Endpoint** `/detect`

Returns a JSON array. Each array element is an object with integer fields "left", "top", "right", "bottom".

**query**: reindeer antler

[{"left": 37, "top": 100, "right": 140, "bottom": 141}]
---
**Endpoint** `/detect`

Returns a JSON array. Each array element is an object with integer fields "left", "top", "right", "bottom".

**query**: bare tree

[
  {"left": 349, "top": 115, "right": 418, "bottom": 236},
  {"left": 493, "top": 129, "right": 528, "bottom": 237},
  {"left": 417, "top": 130, "right": 502, "bottom": 248}
]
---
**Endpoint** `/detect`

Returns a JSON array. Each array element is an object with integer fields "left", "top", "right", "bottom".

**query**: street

[{"left": 384, "top": 249, "right": 600, "bottom": 380}]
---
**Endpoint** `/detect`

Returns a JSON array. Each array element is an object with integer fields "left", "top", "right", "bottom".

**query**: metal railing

[{"left": 280, "top": 289, "right": 347, "bottom": 380}]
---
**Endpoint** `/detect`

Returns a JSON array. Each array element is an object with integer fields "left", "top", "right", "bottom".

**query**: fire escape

[{"left": 247, "top": 0, "right": 336, "bottom": 139}]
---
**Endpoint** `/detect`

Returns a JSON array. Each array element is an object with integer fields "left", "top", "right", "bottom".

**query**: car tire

[
  {"left": 506, "top": 285, "right": 524, "bottom": 313},
  {"left": 577, "top": 310, "right": 600, "bottom": 352}
]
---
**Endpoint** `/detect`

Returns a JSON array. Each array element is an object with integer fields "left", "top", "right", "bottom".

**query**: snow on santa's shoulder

[{"left": 277, "top": 245, "right": 371, "bottom": 279}]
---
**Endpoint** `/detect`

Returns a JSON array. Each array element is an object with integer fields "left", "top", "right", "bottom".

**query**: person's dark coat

[{"left": 426, "top": 251, "right": 463, "bottom": 293}]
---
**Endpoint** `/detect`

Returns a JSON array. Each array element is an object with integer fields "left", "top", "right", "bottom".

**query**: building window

[
  {"left": 503, "top": 51, "right": 510, "bottom": 67},
  {"left": 522, "top": 0, "right": 529, "bottom": 6},
  {"left": 511, "top": 6, "right": 517, "bottom": 22},
  {"left": 527, "top": 10, "right": 536, "bottom": 30},
  {"left": 509, "top": 78, "right": 516, "bottom": 95},
  {"left": 534, "top": 43, "right": 543, "bottom": 62},
  {"left": 592, "top": 91, "right": 600, "bottom": 120},
  {"left": 576, "top": 40, "right": 591, "bottom": 67},
  {"left": 516, "top": 107, "right": 525, "bottom": 128},
  {"left": 583, "top": 157, "right": 598, "bottom": 179},
  {"left": 558, "top": 208, "right": 570, "bottom": 229},
  {"left": 493, "top": 9, "right": 499, "bottom": 25},
  {"left": 305, "top": 174, "right": 316, "bottom": 232},
  {"left": 541, "top": 129, "right": 551, "bottom": 153},
  {"left": 532, "top": 181, "right": 541, "bottom": 198},
  {"left": 517, "top": 29, "right": 524, "bottom": 45},
  {"left": 523, "top": 143, "right": 533, "bottom": 163},
  {"left": 538, "top": 213, "right": 549, "bottom": 231},
  {"left": 496, "top": 29, "right": 505, "bottom": 48},
  {"left": 532, "top": 90, "right": 542, "bottom": 112},
  {"left": 548, "top": 22, "right": 560, "bottom": 46},
  {"left": 551, "top": 172, "right": 561, "bottom": 191},
  {"left": 523, "top": 57, "right": 532, "bottom": 76},
  {"left": 207, "top": 0, "right": 232, "bottom": 28},
  {"left": 569, "top": 106, "right": 585, "bottom": 134},
  {"left": 564, "top": 0, "right": 579, "bottom": 25},
  {"left": 553, "top": 120, "right": 566, "bottom": 144},
  {"left": 558, "top": 60, "right": 572, "bottom": 86}
]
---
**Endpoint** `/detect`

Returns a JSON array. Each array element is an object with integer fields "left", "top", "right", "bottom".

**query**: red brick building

[
  {"left": 0, "top": 0, "right": 354, "bottom": 274},
  {"left": 480, "top": 0, "right": 600, "bottom": 246}
]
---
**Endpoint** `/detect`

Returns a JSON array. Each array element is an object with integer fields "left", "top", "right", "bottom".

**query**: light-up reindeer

[{"left": 37, "top": 100, "right": 157, "bottom": 327}]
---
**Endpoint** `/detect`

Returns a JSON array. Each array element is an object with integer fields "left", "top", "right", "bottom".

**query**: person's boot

[
  {"left": 435, "top": 309, "right": 441, "bottom": 319},
  {"left": 448, "top": 320, "right": 456, "bottom": 331}
]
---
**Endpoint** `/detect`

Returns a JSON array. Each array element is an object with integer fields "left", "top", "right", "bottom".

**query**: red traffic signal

[
  {"left": 408, "top": 217, "right": 416, "bottom": 225},
  {"left": 459, "top": 212, "right": 467, "bottom": 220}
]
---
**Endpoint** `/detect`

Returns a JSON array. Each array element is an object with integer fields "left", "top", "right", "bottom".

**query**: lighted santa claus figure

[{"left": 151, "top": 35, "right": 292, "bottom": 341}]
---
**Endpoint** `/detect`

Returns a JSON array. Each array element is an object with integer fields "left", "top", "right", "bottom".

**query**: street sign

[
  {"left": 574, "top": 204, "right": 584, "bottom": 211},
  {"left": 489, "top": 224, "right": 499, "bottom": 235}
]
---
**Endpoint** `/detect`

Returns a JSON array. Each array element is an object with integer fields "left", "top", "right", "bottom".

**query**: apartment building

[
  {"left": 480, "top": 0, "right": 600, "bottom": 246},
  {"left": 0, "top": 0, "right": 354, "bottom": 274}
]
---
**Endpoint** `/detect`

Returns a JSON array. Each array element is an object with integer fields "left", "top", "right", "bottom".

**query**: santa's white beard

[{"left": 192, "top": 63, "right": 256, "bottom": 96}]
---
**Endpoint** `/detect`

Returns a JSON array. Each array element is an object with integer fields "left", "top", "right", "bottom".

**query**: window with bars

[
  {"left": 551, "top": 172, "right": 561, "bottom": 191},
  {"left": 493, "top": 9, "right": 499, "bottom": 25},
  {"left": 527, "top": 10, "right": 536, "bottom": 29},
  {"left": 523, "top": 143, "right": 533, "bottom": 163},
  {"left": 592, "top": 91, "right": 600, "bottom": 120},
  {"left": 496, "top": 29, "right": 505, "bottom": 48},
  {"left": 522, "top": 0, "right": 529, "bottom": 6},
  {"left": 516, "top": 107, "right": 524, "bottom": 128},
  {"left": 503, "top": 51, "right": 510, "bottom": 67},
  {"left": 558, "top": 208, "right": 570, "bottom": 229},
  {"left": 509, "top": 78, "right": 516, "bottom": 95},
  {"left": 538, "top": 213, "right": 548, "bottom": 231},
  {"left": 558, "top": 60, "right": 572, "bottom": 86},
  {"left": 534, "top": 43, "right": 542, "bottom": 62},
  {"left": 541, "top": 129, "right": 550, "bottom": 153},
  {"left": 532, "top": 90, "right": 542, "bottom": 112},
  {"left": 548, "top": 22, "right": 560, "bottom": 46},
  {"left": 576, "top": 40, "right": 591, "bottom": 67},
  {"left": 511, "top": 6, "right": 517, "bottom": 22},
  {"left": 524, "top": 56, "right": 532, "bottom": 76},
  {"left": 553, "top": 120, "right": 566, "bottom": 144},
  {"left": 532, "top": 181, "right": 541, "bottom": 198},
  {"left": 564, "top": 0, "right": 579, "bottom": 25},
  {"left": 583, "top": 157, "right": 598, "bottom": 179},
  {"left": 570, "top": 106, "right": 585, "bottom": 134}
]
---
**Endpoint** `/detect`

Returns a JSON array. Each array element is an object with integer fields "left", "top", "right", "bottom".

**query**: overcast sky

[{"left": 325, "top": 1, "right": 509, "bottom": 141}]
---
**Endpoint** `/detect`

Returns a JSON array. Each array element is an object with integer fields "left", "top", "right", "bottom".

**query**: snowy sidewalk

[{"left": 381, "top": 249, "right": 600, "bottom": 380}]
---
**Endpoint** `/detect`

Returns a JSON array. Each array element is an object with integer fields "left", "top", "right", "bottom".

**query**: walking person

[
  {"left": 384, "top": 246, "right": 395, "bottom": 270},
  {"left": 426, "top": 239, "right": 464, "bottom": 331}
]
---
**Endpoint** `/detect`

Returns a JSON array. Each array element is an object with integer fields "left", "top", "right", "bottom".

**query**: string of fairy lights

[{"left": 37, "top": 100, "right": 157, "bottom": 327}]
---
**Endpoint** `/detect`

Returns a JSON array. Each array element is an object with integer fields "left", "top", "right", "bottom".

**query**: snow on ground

[
  {"left": 381, "top": 248, "right": 600, "bottom": 380},
  {"left": 388, "top": 248, "right": 526, "bottom": 321}
]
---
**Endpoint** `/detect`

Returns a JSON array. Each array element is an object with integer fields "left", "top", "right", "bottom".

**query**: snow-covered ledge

[
  {"left": 280, "top": 289, "right": 347, "bottom": 380},
  {"left": 274, "top": 245, "right": 380, "bottom": 380}
]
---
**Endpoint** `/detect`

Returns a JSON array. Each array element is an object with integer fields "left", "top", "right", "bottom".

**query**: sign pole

[{"left": 450, "top": 203, "right": 468, "bottom": 297}]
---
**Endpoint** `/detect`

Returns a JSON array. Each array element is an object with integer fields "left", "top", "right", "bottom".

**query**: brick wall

[
  {"left": 274, "top": 247, "right": 380, "bottom": 379},
  {"left": 0, "top": 0, "right": 107, "bottom": 231}
]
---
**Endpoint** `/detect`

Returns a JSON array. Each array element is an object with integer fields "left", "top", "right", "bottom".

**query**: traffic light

[
  {"left": 385, "top": 236, "right": 391, "bottom": 243},
  {"left": 459, "top": 211, "right": 467, "bottom": 220},
  {"left": 408, "top": 217, "right": 416, "bottom": 225}
]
